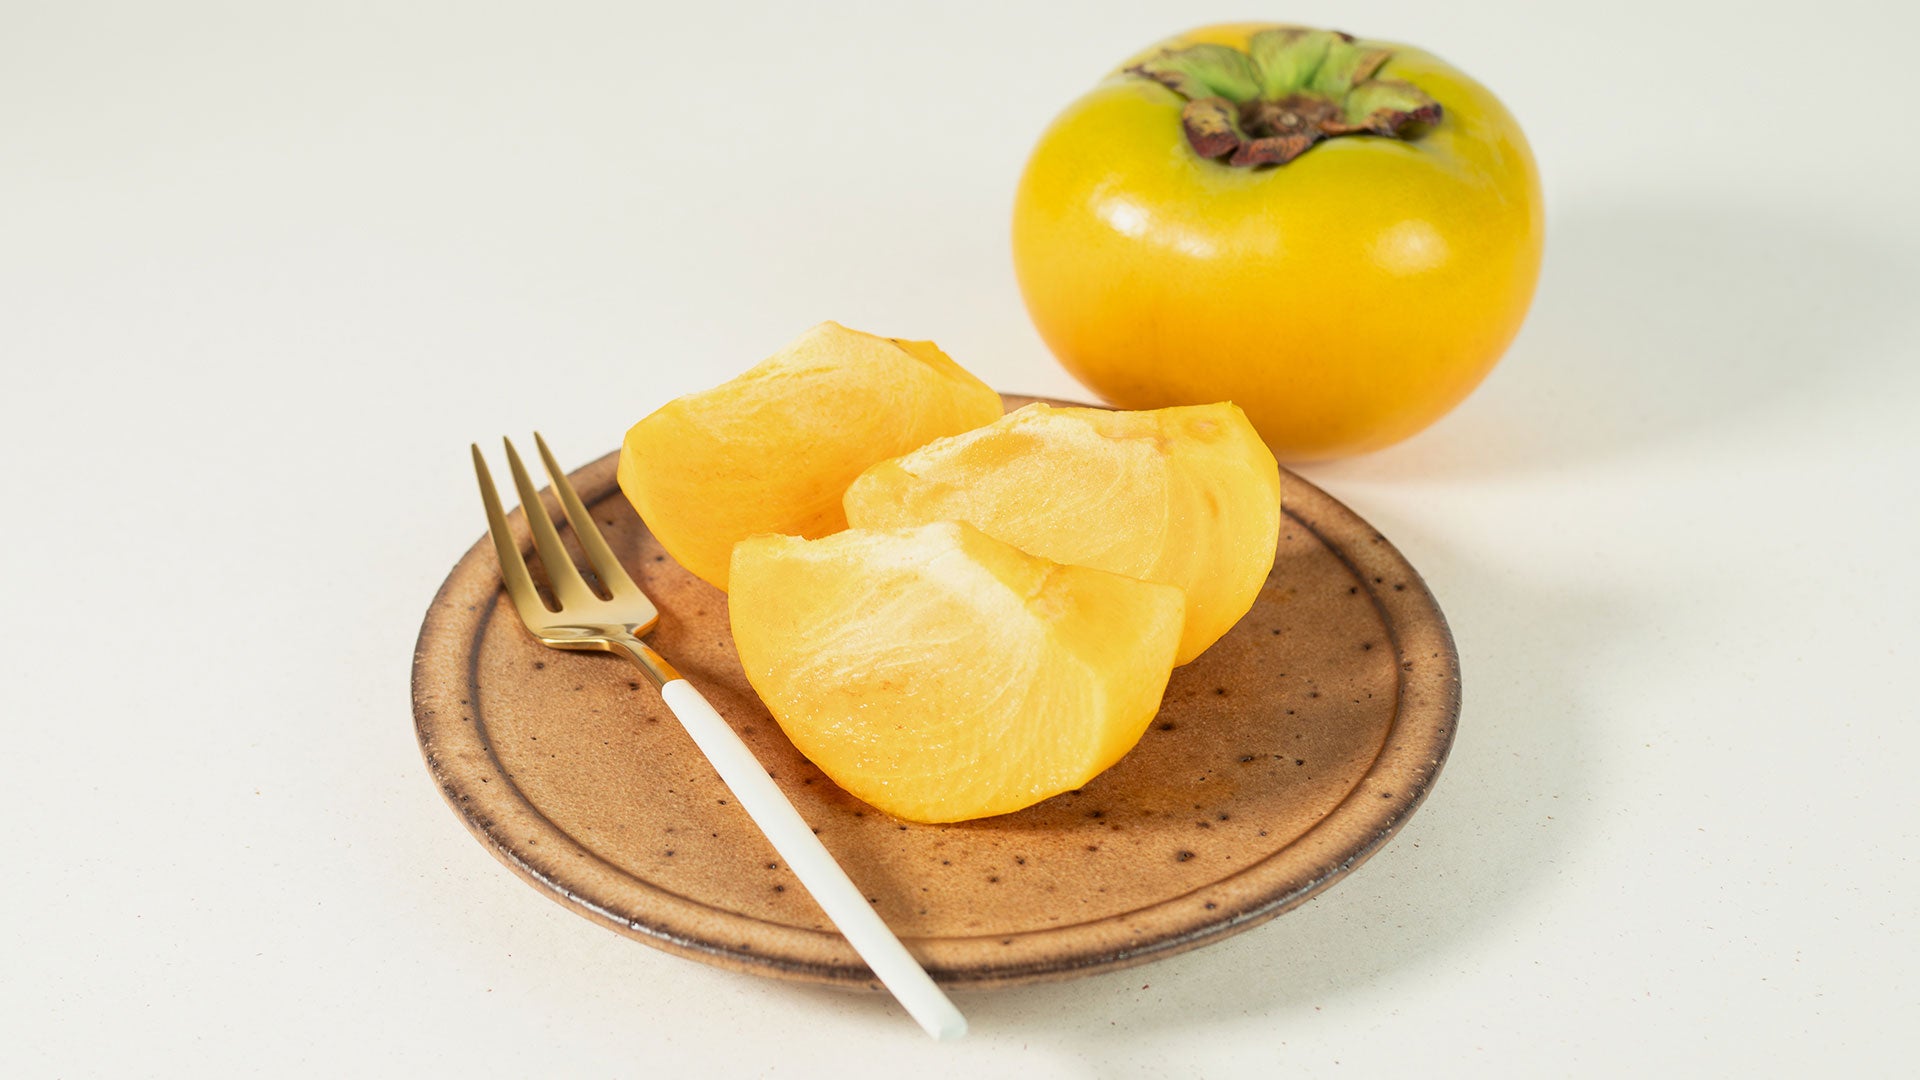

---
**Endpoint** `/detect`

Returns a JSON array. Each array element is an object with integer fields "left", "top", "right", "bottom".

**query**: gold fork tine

[
  {"left": 534, "top": 432, "right": 641, "bottom": 601},
  {"left": 471, "top": 444, "right": 552, "bottom": 625},
  {"left": 502, "top": 437, "right": 596, "bottom": 610},
  {"left": 467, "top": 434, "right": 966, "bottom": 1040}
]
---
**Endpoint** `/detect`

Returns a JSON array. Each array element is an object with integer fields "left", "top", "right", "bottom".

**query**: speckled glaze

[{"left": 411, "top": 396, "right": 1460, "bottom": 989}]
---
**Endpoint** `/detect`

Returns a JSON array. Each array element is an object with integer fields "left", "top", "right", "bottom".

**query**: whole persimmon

[{"left": 1012, "top": 24, "right": 1543, "bottom": 460}]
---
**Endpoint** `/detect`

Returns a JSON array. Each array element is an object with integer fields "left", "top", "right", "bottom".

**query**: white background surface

[{"left": 4, "top": 1, "right": 1917, "bottom": 1076}]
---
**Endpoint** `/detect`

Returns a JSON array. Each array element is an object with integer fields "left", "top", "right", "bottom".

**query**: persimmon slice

[
  {"left": 728, "top": 521, "right": 1184, "bottom": 823},
  {"left": 845, "top": 402, "right": 1280, "bottom": 663}
]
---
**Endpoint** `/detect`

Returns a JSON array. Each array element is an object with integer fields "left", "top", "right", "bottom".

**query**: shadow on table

[
  {"left": 940, "top": 195, "right": 1912, "bottom": 1055},
  {"left": 1312, "top": 196, "right": 1918, "bottom": 485},
  {"left": 944, "top": 517, "right": 1630, "bottom": 1055}
]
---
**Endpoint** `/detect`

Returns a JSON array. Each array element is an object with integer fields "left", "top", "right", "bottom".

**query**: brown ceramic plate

[{"left": 412, "top": 395, "right": 1460, "bottom": 989}]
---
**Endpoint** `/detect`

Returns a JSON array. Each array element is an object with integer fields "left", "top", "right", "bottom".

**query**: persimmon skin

[{"left": 1013, "top": 23, "right": 1544, "bottom": 460}]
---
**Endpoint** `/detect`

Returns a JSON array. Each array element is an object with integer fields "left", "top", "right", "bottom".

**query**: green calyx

[{"left": 1126, "top": 28, "right": 1441, "bottom": 167}]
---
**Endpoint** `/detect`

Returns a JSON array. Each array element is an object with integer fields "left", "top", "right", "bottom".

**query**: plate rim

[{"left": 412, "top": 401, "right": 1461, "bottom": 989}]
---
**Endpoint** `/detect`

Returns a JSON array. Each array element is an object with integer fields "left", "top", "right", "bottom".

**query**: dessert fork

[{"left": 471, "top": 434, "right": 966, "bottom": 1041}]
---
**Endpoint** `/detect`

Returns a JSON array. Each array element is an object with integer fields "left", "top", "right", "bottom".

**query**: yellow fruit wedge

[
  {"left": 843, "top": 401, "right": 1281, "bottom": 664},
  {"left": 728, "top": 521, "right": 1185, "bottom": 823},
  {"left": 617, "top": 322, "right": 1003, "bottom": 590}
]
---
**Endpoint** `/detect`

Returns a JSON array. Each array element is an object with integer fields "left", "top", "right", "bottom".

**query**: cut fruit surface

[
  {"left": 843, "top": 401, "right": 1281, "bottom": 664},
  {"left": 728, "top": 521, "right": 1184, "bottom": 824},
  {"left": 616, "top": 322, "right": 1003, "bottom": 590}
]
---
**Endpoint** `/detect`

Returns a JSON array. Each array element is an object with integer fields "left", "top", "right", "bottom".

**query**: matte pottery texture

[{"left": 411, "top": 396, "right": 1461, "bottom": 989}]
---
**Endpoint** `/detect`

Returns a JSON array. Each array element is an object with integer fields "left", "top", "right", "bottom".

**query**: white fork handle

[{"left": 657, "top": 679, "right": 968, "bottom": 1041}]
